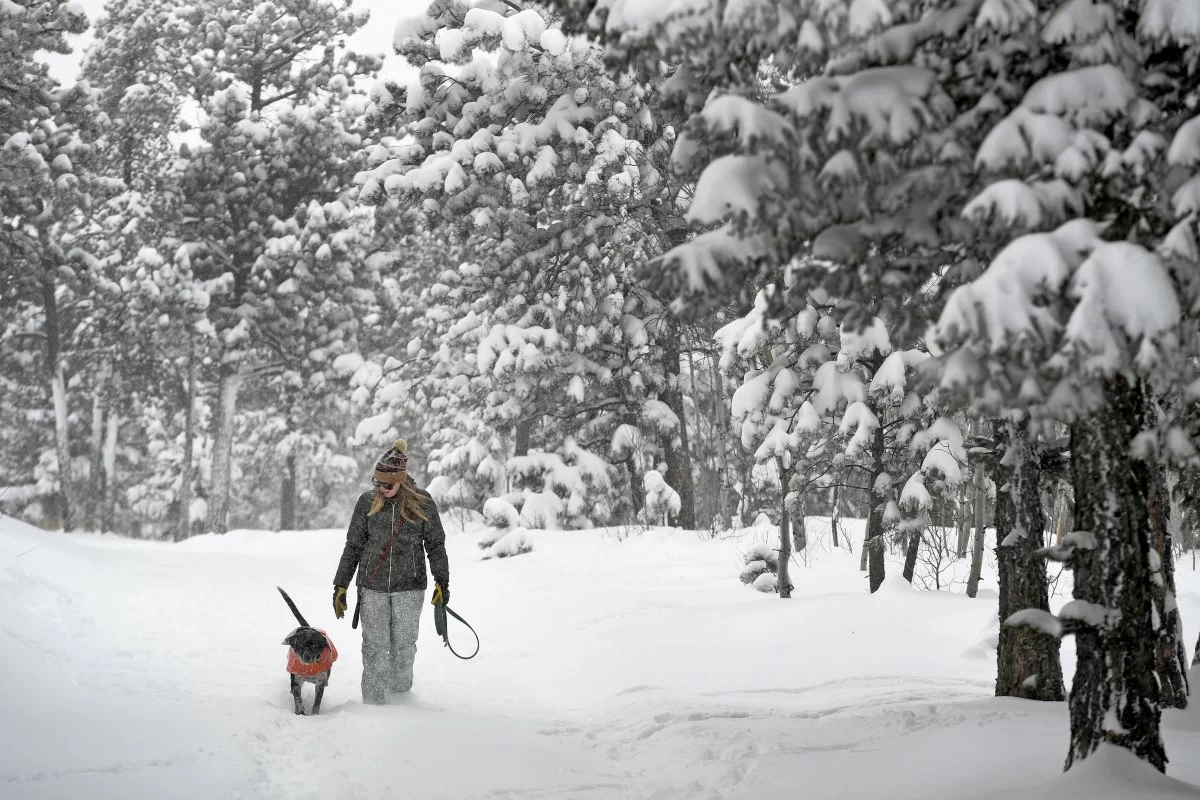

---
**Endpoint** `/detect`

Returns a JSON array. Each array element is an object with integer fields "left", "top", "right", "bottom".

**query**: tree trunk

[
  {"left": 901, "top": 529, "right": 921, "bottom": 583},
  {"left": 86, "top": 362, "right": 109, "bottom": 531},
  {"left": 956, "top": 486, "right": 971, "bottom": 557},
  {"left": 102, "top": 412, "right": 119, "bottom": 533},
  {"left": 1147, "top": 459, "right": 1188, "bottom": 708},
  {"left": 658, "top": 321, "right": 696, "bottom": 529},
  {"left": 41, "top": 274, "right": 75, "bottom": 531},
  {"left": 830, "top": 484, "right": 841, "bottom": 548},
  {"left": 178, "top": 341, "right": 197, "bottom": 540},
  {"left": 206, "top": 367, "right": 243, "bottom": 534},
  {"left": 867, "top": 429, "right": 886, "bottom": 592},
  {"left": 626, "top": 457, "right": 644, "bottom": 522},
  {"left": 793, "top": 509, "right": 807, "bottom": 553},
  {"left": 994, "top": 420, "right": 1064, "bottom": 701},
  {"left": 776, "top": 457, "right": 792, "bottom": 599},
  {"left": 280, "top": 450, "right": 297, "bottom": 531},
  {"left": 967, "top": 457, "right": 988, "bottom": 599},
  {"left": 1065, "top": 375, "right": 1165, "bottom": 772}
]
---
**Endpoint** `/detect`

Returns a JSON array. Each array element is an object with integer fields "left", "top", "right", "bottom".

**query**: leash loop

[{"left": 435, "top": 604, "right": 480, "bottom": 660}]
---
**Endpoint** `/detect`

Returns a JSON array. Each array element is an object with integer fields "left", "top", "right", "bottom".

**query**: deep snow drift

[{"left": 5, "top": 512, "right": 1200, "bottom": 800}]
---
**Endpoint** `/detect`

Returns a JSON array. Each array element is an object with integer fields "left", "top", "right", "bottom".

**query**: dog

[{"left": 278, "top": 587, "right": 338, "bottom": 716}]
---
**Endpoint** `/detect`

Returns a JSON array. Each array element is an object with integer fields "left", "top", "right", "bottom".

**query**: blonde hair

[{"left": 367, "top": 478, "right": 429, "bottom": 523}]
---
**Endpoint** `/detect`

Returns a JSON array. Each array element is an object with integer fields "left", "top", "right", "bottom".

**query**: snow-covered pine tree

[
  {"left": 359, "top": 0, "right": 698, "bottom": 528},
  {"left": 1, "top": 1, "right": 105, "bottom": 529},
  {"left": 246, "top": 197, "right": 384, "bottom": 529},
  {"left": 718, "top": 286, "right": 966, "bottom": 595},
  {"left": 935, "top": 0, "right": 1200, "bottom": 767},
  {"left": 159, "top": 0, "right": 378, "bottom": 533}
]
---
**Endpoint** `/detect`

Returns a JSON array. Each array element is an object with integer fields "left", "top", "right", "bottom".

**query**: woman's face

[{"left": 377, "top": 480, "right": 401, "bottom": 498}]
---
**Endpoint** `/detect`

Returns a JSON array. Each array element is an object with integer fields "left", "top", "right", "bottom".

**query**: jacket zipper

[{"left": 388, "top": 504, "right": 394, "bottom": 592}]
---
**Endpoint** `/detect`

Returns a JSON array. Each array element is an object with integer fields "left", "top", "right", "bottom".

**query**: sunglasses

[{"left": 372, "top": 478, "right": 398, "bottom": 490}]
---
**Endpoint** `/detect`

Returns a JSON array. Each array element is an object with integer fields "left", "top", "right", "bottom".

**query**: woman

[{"left": 332, "top": 438, "right": 449, "bottom": 704}]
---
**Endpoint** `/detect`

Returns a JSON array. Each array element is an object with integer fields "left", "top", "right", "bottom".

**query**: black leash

[{"left": 434, "top": 604, "right": 480, "bottom": 660}]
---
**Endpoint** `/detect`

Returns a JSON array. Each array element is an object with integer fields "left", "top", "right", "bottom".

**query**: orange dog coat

[{"left": 286, "top": 631, "right": 338, "bottom": 677}]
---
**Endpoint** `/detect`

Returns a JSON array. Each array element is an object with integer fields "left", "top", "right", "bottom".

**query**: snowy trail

[{"left": 7, "top": 516, "right": 1200, "bottom": 799}]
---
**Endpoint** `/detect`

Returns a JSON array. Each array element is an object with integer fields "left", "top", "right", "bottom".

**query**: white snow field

[{"left": 6, "top": 513, "right": 1200, "bottom": 800}]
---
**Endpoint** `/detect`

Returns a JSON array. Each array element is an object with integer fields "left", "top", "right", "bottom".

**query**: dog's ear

[{"left": 282, "top": 626, "right": 302, "bottom": 645}]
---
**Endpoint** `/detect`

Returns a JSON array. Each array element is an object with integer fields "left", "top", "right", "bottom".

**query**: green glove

[
  {"left": 431, "top": 582, "right": 448, "bottom": 607},
  {"left": 333, "top": 586, "right": 348, "bottom": 619}
]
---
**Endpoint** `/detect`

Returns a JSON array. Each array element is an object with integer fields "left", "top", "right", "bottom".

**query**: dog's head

[{"left": 282, "top": 626, "right": 330, "bottom": 664}]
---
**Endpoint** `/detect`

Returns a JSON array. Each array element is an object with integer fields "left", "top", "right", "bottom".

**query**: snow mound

[
  {"left": 980, "top": 744, "right": 1200, "bottom": 799},
  {"left": 481, "top": 528, "right": 534, "bottom": 560}
]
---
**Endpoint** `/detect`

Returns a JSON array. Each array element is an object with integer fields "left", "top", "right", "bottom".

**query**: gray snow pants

[{"left": 359, "top": 588, "right": 424, "bottom": 704}]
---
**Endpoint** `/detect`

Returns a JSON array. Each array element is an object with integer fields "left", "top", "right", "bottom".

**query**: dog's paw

[{"left": 294, "top": 708, "right": 306, "bottom": 716}]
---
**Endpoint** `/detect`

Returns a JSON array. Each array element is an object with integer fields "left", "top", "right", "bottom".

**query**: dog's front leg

[
  {"left": 290, "top": 675, "right": 306, "bottom": 715},
  {"left": 312, "top": 673, "right": 328, "bottom": 715}
]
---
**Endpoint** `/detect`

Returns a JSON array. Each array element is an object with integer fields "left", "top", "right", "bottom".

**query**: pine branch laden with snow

[
  {"left": 934, "top": 221, "right": 1184, "bottom": 420},
  {"left": 538, "top": 0, "right": 1008, "bottom": 343},
  {"left": 739, "top": 541, "right": 780, "bottom": 591}
]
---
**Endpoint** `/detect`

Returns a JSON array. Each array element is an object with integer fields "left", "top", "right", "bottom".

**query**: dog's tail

[{"left": 277, "top": 586, "right": 310, "bottom": 628}]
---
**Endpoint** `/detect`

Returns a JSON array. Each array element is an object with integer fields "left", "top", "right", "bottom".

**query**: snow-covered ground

[{"left": 5, "top": 513, "right": 1200, "bottom": 800}]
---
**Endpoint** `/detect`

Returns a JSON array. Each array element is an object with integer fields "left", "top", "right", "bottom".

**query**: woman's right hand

[{"left": 333, "top": 586, "right": 348, "bottom": 619}]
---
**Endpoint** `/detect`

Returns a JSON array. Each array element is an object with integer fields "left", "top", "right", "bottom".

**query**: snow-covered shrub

[
  {"left": 479, "top": 495, "right": 525, "bottom": 550},
  {"left": 482, "top": 497, "right": 521, "bottom": 529},
  {"left": 752, "top": 572, "right": 778, "bottom": 594},
  {"left": 643, "top": 470, "right": 681, "bottom": 525},
  {"left": 739, "top": 542, "right": 780, "bottom": 591},
  {"left": 481, "top": 529, "right": 534, "bottom": 560}
]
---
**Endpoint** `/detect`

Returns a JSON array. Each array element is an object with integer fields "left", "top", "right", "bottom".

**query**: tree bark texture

[
  {"left": 901, "top": 529, "right": 921, "bottom": 584},
  {"left": 42, "top": 274, "right": 75, "bottom": 532},
  {"left": 86, "top": 362, "right": 108, "bottom": 531},
  {"left": 178, "top": 342, "right": 197, "bottom": 541},
  {"left": 1066, "top": 375, "right": 1165, "bottom": 772},
  {"left": 280, "top": 450, "right": 297, "bottom": 531},
  {"left": 777, "top": 457, "right": 793, "bottom": 599},
  {"left": 625, "top": 457, "right": 644, "bottom": 521},
  {"left": 102, "top": 413, "right": 118, "bottom": 533},
  {"left": 956, "top": 487, "right": 971, "bottom": 557},
  {"left": 867, "top": 428, "right": 886, "bottom": 593},
  {"left": 658, "top": 323, "right": 696, "bottom": 529},
  {"left": 967, "top": 458, "right": 988, "bottom": 599},
  {"left": 831, "top": 484, "right": 841, "bottom": 548},
  {"left": 994, "top": 421, "right": 1064, "bottom": 701},
  {"left": 206, "top": 368, "right": 243, "bottom": 534},
  {"left": 1146, "top": 459, "right": 1188, "bottom": 708}
]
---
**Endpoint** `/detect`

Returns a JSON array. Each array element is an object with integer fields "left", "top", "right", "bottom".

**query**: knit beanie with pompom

[{"left": 373, "top": 439, "right": 409, "bottom": 485}]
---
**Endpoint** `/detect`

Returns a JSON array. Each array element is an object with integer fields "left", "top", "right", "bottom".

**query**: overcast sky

[{"left": 42, "top": 0, "right": 427, "bottom": 87}]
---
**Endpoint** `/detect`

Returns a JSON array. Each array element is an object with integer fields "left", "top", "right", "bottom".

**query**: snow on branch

[
  {"left": 1059, "top": 599, "right": 1121, "bottom": 631},
  {"left": 1166, "top": 116, "right": 1200, "bottom": 166},
  {"left": 687, "top": 154, "right": 781, "bottom": 226},
  {"left": 661, "top": 224, "right": 771, "bottom": 295},
  {"left": 1139, "top": 0, "right": 1200, "bottom": 44},
  {"left": 934, "top": 220, "right": 1104, "bottom": 357},
  {"left": 1004, "top": 609, "right": 1064, "bottom": 639},
  {"left": 1022, "top": 65, "right": 1139, "bottom": 128},
  {"left": 1054, "top": 241, "right": 1181, "bottom": 374},
  {"left": 1036, "top": 529, "right": 1097, "bottom": 565},
  {"left": 774, "top": 66, "right": 952, "bottom": 147},
  {"left": 675, "top": 94, "right": 793, "bottom": 171}
]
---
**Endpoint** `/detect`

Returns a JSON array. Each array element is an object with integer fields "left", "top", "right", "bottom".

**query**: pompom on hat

[{"left": 373, "top": 438, "right": 409, "bottom": 485}]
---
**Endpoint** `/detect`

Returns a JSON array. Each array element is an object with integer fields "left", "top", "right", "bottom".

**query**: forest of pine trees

[{"left": 4, "top": 0, "right": 1200, "bottom": 775}]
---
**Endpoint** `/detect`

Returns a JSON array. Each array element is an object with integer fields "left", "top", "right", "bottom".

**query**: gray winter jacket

[{"left": 332, "top": 487, "right": 449, "bottom": 593}]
